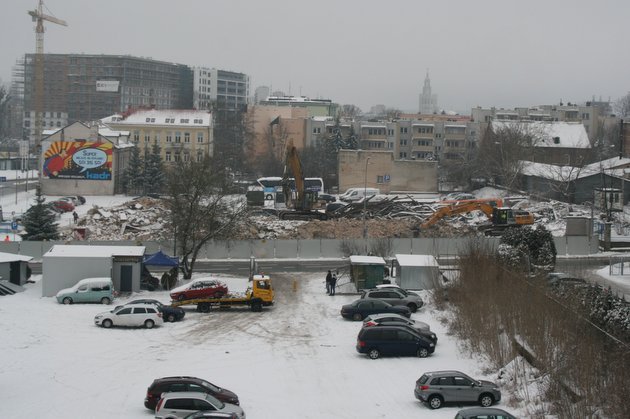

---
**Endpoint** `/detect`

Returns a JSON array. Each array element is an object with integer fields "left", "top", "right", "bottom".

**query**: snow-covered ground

[{"left": 0, "top": 272, "right": 524, "bottom": 419}]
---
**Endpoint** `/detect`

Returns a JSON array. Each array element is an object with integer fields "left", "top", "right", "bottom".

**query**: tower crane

[{"left": 27, "top": 0, "right": 67, "bottom": 178}]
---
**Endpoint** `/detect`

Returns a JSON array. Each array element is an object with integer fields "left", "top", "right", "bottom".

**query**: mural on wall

[{"left": 43, "top": 141, "right": 113, "bottom": 180}]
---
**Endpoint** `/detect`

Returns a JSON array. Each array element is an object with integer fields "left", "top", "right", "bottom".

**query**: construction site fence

[{"left": 0, "top": 236, "right": 598, "bottom": 261}]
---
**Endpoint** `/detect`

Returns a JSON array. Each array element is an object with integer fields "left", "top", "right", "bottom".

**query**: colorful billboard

[{"left": 43, "top": 141, "right": 113, "bottom": 180}]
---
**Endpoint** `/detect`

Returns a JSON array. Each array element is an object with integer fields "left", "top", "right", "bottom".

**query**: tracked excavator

[
  {"left": 421, "top": 199, "right": 534, "bottom": 235},
  {"left": 277, "top": 140, "right": 328, "bottom": 221}
]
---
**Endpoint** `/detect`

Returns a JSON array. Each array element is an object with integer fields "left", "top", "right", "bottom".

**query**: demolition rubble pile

[
  {"left": 63, "top": 197, "right": 172, "bottom": 241},
  {"left": 62, "top": 193, "right": 581, "bottom": 241}
]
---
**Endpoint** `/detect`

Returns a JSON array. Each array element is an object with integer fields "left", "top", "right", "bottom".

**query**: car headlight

[
  {"left": 429, "top": 343, "right": 435, "bottom": 347},
  {"left": 94, "top": 315, "right": 102, "bottom": 320},
  {"left": 431, "top": 334, "right": 436, "bottom": 340}
]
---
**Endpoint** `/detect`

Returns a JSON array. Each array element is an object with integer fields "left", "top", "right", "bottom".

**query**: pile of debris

[{"left": 63, "top": 197, "right": 172, "bottom": 241}]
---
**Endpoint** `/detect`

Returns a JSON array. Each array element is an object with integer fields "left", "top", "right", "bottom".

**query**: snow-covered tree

[
  {"left": 21, "top": 186, "right": 59, "bottom": 241},
  {"left": 143, "top": 143, "right": 165, "bottom": 194},
  {"left": 123, "top": 145, "right": 144, "bottom": 195}
]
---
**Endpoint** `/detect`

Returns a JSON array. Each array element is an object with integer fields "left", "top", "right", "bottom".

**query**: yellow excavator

[
  {"left": 278, "top": 141, "right": 328, "bottom": 221},
  {"left": 421, "top": 199, "right": 534, "bottom": 235}
]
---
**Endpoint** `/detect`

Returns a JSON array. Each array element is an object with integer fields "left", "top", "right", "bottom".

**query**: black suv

[
  {"left": 356, "top": 324, "right": 435, "bottom": 359},
  {"left": 144, "top": 376, "right": 239, "bottom": 410},
  {"left": 126, "top": 299, "right": 185, "bottom": 322}
]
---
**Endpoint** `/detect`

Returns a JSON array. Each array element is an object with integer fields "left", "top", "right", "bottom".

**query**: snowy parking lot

[{"left": 0, "top": 272, "right": 518, "bottom": 419}]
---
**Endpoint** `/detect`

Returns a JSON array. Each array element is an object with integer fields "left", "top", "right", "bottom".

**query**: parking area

[{"left": 0, "top": 272, "right": 515, "bottom": 418}]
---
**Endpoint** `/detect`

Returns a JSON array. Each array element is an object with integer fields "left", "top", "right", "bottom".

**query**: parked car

[
  {"left": 356, "top": 323, "right": 435, "bottom": 359},
  {"left": 94, "top": 303, "right": 163, "bottom": 329},
  {"left": 59, "top": 196, "right": 85, "bottom": 206},
  {"left": 170, "top": 278, "right": 228, "bottom": 301},
  {"left": 145, "top": 376, "right": 239, "bottom": 410},
  {"left": 56, "top": 277, "right": 114, "bottom": 305},
  {"left": 317, "top": 193, "right": 337, "bottom": 203},
  {"left": 361, "top": 288, "right": 424, "bottom": 312},
  {"left": 155, "top": 392, "right": 245, "bottom": 419},
  {"left": 47, "top": 200, "right": 74, "bottom": 213},
  {"left": 546, "top": 272, "right": 586, "bottom": 286},
  {"left": 414, "top": 370, "right": 501, "bottom": 409},
  {"left": 341, "top": 299, "right": 411, "bottom": 321},
  {"left": 363, "top": 313, "right": 437, "bottom": 344},
  {"left": 120, "top": 299, "right": 185, "bottom": 322},
  {"left": 454, "top": 407, "right": 517, "bottom": 419},
  {"left": 184, "top": 413, "right": 240, "bottom": 419}
]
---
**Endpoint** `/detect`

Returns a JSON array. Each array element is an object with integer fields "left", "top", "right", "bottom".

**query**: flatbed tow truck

[{"left": 170, "top": 274, "right": 274, "bottom": 313}]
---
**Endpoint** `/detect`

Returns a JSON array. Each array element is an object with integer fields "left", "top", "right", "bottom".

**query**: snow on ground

[{"left": 0, "top": 272, "right": 524, "bottom": 419}]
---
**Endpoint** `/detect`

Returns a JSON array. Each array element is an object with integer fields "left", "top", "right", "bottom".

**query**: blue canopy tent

[
  {"left": 142, "top": 251, "right": 179, "bottom": 291},
  {"left": 143, "top": 250, "right": 179, "bottom": 267}
]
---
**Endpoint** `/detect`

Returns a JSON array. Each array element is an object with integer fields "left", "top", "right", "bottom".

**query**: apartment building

[
  {"left": 102, "top": 109, "right": 213, "bottom": 162},
  {"left": 259, "top": 96, "right": 337, "bottom": 117},
  {"left": 193, "top": 67, "right": 249, "bottom": 110}
]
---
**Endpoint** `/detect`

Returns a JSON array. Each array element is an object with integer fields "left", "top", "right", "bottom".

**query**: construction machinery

[
  {"left": 278, "top": 140, "right": 328, "bottom": 220},
  {"left": 421, "top": 199, "right": 534, "bottom": 235}
]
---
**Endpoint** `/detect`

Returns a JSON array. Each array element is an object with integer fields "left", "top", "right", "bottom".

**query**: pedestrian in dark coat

[
  {"left": 325, "top": 270, "right": 332, "bottom": 294},
  {"left": 330, "top": 273, "right": 337, "bottom": 296}
]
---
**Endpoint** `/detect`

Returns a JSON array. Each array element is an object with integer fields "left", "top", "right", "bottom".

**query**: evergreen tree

[
  {"left": 143, "top": 143, "right": 165, "bottom": 194},
  {"left": 123, "top": 146, "right": 144, "bottom": 195},
  {"left": 21, "top": 186, "right": 59, "bottom": 241}
]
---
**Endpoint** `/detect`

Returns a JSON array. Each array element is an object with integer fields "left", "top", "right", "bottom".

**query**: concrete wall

[
  {"left": 9, "top": 236, "right": 595, "bottom": 263},
  {"left": 338, "top": 149, "right": 437, "bottom": 194}
]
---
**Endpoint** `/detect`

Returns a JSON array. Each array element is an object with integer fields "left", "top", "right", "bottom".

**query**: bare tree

[
  {"left": 166, "top": 156, "right": 248, "bottom": 279},
  {"left": 340, "top": 104, "right": 362, "bottom": 119},
  {"left": 475, "top": 122, "right": 543, "bottom": 190},
  {"left": 0, "top": 84, "right": 10, "bottom": 140},
  {"left": 545, "top": 163, "right": 583, "bottom": 203},
  {"left": 614, "top": 92, "right": 630, "bottom": 118}
]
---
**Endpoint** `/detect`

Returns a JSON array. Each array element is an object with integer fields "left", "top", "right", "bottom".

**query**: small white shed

[
  {"left": 42, "top": 245, "right": 145, "bottom": 297},
  {"left": 393, "top": 254, "right": 440, "bottom": 290}
]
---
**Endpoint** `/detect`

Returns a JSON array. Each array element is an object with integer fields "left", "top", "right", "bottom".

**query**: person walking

[
  {"left": 330, "top": 273, "right": 337, "bottom": 296},
  {"left": 325, "top": 270, "right": 332, "bottom": 294},
  {"left": 72, "top": 211, "right": 79, "bottom": 223}
]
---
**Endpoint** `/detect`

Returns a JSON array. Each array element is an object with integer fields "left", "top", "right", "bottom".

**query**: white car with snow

[{"left": 94, "top": 303, "right": 163, "bottom": 329}]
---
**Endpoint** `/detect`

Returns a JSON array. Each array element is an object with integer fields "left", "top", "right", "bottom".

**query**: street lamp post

[{"left": 363, "top": 157, "right": 370, "bottom": 254}]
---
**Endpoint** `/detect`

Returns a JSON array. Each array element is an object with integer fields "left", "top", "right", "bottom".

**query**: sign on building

[
  {"left": 95, "top": 80, "right": 120, "bottom": 92},
  {"left": 43, "top": 141, "right": 113, "bottom": 181}
]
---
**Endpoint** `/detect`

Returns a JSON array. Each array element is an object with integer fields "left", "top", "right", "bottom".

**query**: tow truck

[{"left": 170, "top": 274, "right": 274, "bottom": 313}]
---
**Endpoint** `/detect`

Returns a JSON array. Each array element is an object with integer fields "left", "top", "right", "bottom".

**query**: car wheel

[
  {"left": 166, "top": 313, "right": 176, "bottom": 322},
  {"left": 198, "top": 303, "right": 211, "bottom": 313},
  {"left": 368, "top": 348, "right": 380, "bottom": 359},
  {"left": 417, "top": 347, "right": 429, "bottom": 358},
  {"left": 62, "top": 297, "right": 72, "bottom": 305},
  {"left": 177, "top": 294, "right": 185, "bottom": 301},
  {"left": 144, "top": 319, "right": 155, "bottom": 329},
  {"left": 407, "top": 303, "right": 418, "bottom": 313},
  {"left": 479, "top": 393, "right": 494, "bottom": 407},
  {"left": 251, "top": 301, "right": 263, "bottom": 312},
  {"left": 428, "top": 395, "right": 443, "bottom": 409},
  {"left": 100, "top": 297, "right": 111, "bottom": 305},
  {"left": 102, "top": 319, "right": 113, "bottom": 328},
  {"left": 352, "top": 313, "right": 363, "bottom": 321}
]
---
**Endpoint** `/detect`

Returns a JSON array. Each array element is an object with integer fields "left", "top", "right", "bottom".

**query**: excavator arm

[{"left": 421, "top": 201, "right": 497, "bottom": 228}]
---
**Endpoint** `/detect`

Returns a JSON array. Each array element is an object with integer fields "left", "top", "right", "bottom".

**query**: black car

[
  {"left": 318, "top": 193, "right": 337, "bottom": 203},
  {"left": 126, "top": 299, "right": 185, "bottom": 322},
  {"left": 356, "top": 324, "right": 435, "bottom": 359},
  {"left": 341, "top": 298, "right": 411, "bottom": 321},
  {"left": 144, "top": 376, "right": 239, "bottom": 410}
]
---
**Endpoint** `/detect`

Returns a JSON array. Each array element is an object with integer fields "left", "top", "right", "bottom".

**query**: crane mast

[{"left": 27, "top": 0, "right": 67, "bottom": 180}]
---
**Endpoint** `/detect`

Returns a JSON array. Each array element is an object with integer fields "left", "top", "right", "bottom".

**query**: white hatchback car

[
  {"left": 155, "top": 392, "right": 245, "bottom": 419},
  {"left": 94, "top": 304, "right": 163, "bottom": 329}
]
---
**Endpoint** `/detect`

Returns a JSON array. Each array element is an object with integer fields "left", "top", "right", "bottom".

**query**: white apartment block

[{"left": 193, "top": 67, "right": 250, "bottom": 110}]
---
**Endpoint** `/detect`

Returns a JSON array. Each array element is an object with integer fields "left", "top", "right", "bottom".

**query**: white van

[{"left": 339, "top": 187, "right": 380, "bottom": 202}]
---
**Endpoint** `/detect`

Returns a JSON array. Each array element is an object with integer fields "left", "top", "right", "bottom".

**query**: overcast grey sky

[{"left": 2, "top": 0, "right": 628, "bottom": 114}]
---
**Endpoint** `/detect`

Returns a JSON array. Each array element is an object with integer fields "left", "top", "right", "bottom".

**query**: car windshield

[
  {"left": 201, "top": 380, "right": 221, "bottom": 392},
  {"left": 204, "top": 393, "right": 224, "bottom": 408}
]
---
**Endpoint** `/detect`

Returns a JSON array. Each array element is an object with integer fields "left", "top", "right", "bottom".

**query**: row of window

[
  {"left": 24, "top": 120, "right": 63, "bottom": 128},
  {"left": 144, "top": 118, "right": 206, "bottom": 124},
  {"left": 25, "top": 111, "right": 64, "bottom": 118},
  {"left": 163, "top": 151, "right": 205, "bottom": 162},
  {"left": 133, "top": 132, "right": 205, "bottom": 143}
]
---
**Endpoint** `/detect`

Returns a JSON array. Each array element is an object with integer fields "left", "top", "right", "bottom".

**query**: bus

[{"left": 257, "top": 177, "right": 324, "bottom": 193}]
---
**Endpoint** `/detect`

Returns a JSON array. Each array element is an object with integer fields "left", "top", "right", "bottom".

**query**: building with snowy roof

[{"left": 40, "top": 121, "right": 134, "bottom": 196}]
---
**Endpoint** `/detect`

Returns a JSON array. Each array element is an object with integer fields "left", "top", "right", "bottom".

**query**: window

[
  {"left": 116, "top": 308, "right": 132, "bottom": 315},
  {"left": 184, "top": 132, "right": 190, "bottom": 143},
  {"left": 145, "top": 118, "right": 151, "bottom": 122},
  {"left": 174, "top": 153, "right": 181, "bottom": 162},
  {"left": 144, "top": 134, "right": 150, "bottom": 143},
  {"left": 180, "top": 118, "right": 189, "bottom": 123},
  {"left": 133, "top": 131, "right": 140, "bottom": 142},
  {"left": 183, "top": 153, "right": 190, "bottom": 162},
  {"left": 165, "top": 152, "right": 171, "bottom": 162},
  {"left": 313, "top": 127, "right": 321, "bottom": 134},
  {"left": 197, "top": 132, "right": 204, "bottom": 143},
  {"left": 175, "top": 132, "right": 181, "bottom": 143},
  {"left": 132, "top": 307, "right": 147, "bottom": 314},
  {"left": 377, "top": 175, "right": 384, "bottom": 183},
  {"left": 454, "top": 376, "right": 473, "bottom": 386},
  {"left": 400, "top": 127, "right": 408, "bottom": 133},
  {"left": 400, "top": 139, "right": 407, "bottom": 146},
  {"left": 197, "top": 151, "right": 203, "bottom": 162},
  {"left": 166, "top": 132, "right": 172, "bottom": 142}
]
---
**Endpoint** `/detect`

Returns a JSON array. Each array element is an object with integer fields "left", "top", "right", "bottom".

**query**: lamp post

[{"left": 363, "top": 157, "right": 370, "bottom": 254}]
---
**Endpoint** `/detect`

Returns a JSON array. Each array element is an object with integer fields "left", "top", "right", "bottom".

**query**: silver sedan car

[{"left": 361, "top": 288, "right": 424, "bottom": 312}]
